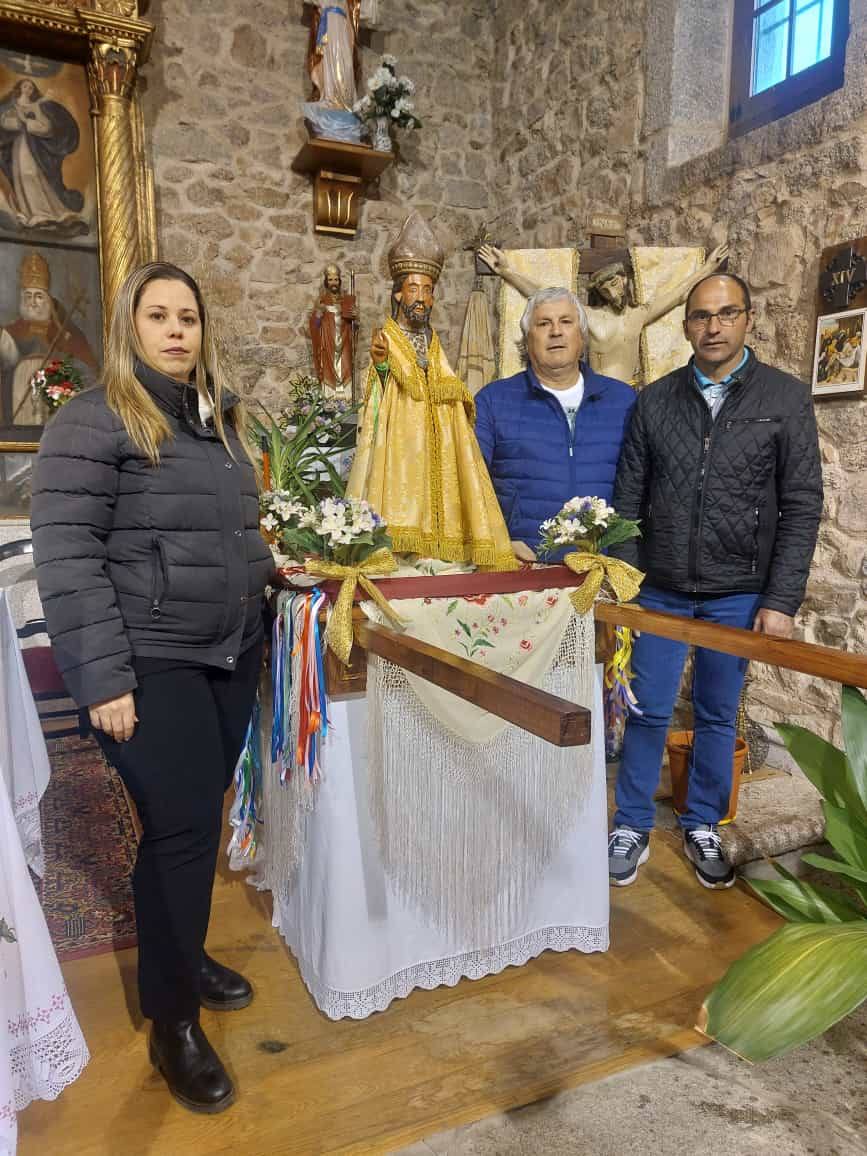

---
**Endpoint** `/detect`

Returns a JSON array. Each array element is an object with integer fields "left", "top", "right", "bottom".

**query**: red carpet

[{"left": 38, "top": 735, "right": 139, "bottom": 961}]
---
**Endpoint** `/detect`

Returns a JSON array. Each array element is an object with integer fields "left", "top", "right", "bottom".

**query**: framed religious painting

[
  {"left": 811, "top": 308, "right": 867, "bottom": 400},
  {"left": 0, "top": 2, "right": 157, "bottom": 515}
]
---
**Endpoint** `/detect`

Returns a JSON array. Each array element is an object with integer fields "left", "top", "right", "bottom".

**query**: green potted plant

[
  {"left": 247, "top": 374, "right": 356, "bottom": 505},
  {"left": 698, "top": 684, "right": 867, "bottom": 1060}
]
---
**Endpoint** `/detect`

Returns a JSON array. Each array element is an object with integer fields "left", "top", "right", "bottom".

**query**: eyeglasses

[{"left": 686, "top": 306, "right": 749, "bottom": 328}]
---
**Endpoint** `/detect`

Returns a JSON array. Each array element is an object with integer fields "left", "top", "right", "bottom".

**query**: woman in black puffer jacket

[{"left": 31, "top": 261, "right": 273, "bottom": 1115}]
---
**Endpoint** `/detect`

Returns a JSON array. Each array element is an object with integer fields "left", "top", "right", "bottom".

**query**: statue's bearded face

[
  {"left": 597, "top": 272, "right": 627, "bottom": 311},
  {"left": 20, "top": 288, "right": 51, "bottom": 322},
  {"left": 324, "top": 266, "right": 341, "bottom": 294},
  {"left": 396, "top": 273, "right": 434, "bottom": 330}
]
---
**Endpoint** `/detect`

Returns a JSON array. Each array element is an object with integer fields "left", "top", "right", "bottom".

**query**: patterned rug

[{"left": 38, "top": 735, "right": 139, "bottom": 961}]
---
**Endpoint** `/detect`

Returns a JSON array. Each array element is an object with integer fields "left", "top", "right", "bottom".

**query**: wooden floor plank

[{"left": 18, "top": 829, "right": 780, "bottom": 1156}]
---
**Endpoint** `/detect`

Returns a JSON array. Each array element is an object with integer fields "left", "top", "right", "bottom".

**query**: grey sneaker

[
  {"left": 683, "top": 825, "right": 736, "bottom": 889},
  {"left": 608, "top": 827, "right": 650, "bottom": 886}
]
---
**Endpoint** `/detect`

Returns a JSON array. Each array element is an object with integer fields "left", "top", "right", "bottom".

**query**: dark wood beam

[
  {"left": 354, "top": 621, "right": 592, "bottom": 747},
  {"left": 595, "top": 603, "right": 867, "bottom": 688}
]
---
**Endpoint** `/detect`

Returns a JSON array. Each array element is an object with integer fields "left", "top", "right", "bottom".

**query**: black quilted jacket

[
  {"left": 31, "top": 362, "right": 274, "bottom": 707},
  {"left": 612, "top": 350, "right": 823, "bottom": 615}
]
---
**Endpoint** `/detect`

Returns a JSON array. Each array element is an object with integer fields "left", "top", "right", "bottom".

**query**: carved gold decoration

[
  {"left": 0, "top": 1, "right": 156, "bottom": 338},
  {"left": 6, "top": 1, "right": 140, "bottom": 15},
  {"left": 88, "top": 40, "right": 144, "bottom": 313}
]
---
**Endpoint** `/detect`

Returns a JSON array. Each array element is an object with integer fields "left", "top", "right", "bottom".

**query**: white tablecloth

[
  {"left": 0, "top": 592, "right": 89, "bottom": 1156},
  {"left": 267, "top": 665, "right": 609, "bottom": 1020},
  {"left": 0, "top": 591, "right": 51, "bottom": 878}
]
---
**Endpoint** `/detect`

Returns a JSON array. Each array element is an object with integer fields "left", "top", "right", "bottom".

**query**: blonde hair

[{"left": 103, "top": 261, "right": 249, "bottom": 466}]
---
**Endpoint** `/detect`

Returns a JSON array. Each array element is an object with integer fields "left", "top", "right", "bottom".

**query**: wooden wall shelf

[{"left": 292, "top": 137, "right": 393, "bottom": 236}]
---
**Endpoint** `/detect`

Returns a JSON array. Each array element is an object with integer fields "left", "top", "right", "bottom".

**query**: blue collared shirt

[{"left": 693, "top": 348, "right": 748, "bottom": 420}]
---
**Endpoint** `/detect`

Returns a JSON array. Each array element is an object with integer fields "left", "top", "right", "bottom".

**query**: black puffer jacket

[
  {"left": 31, "top": 363, "right": 274, "bottom": 707},
  {"left": 612, "top": 350, "right": 823, "bottom": 615}
]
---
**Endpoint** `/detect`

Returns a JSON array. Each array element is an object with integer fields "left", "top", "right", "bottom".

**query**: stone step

[{"left": 609, "top": 736, "right": 827, "bottom": 869}]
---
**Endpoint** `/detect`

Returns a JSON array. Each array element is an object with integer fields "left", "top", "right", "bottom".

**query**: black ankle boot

[
  {"left": 200, "top": 952, "right": 253, "bottom": 1011},
  {"left": 149, "top": 1018, "right": 235, "bottom": 1114}
]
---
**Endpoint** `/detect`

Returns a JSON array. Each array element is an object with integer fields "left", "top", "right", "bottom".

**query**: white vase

[{"left": 371, "top": 115, "right": 392, "bottom": 152}]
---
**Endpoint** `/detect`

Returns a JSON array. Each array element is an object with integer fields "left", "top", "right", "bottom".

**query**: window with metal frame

[{"left": 729, "top": 0, "right": 850, "bottom": 138}]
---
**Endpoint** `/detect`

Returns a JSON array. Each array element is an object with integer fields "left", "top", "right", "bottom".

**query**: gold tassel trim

[{"left": 388, "top": 526, "right": 519, "bottom": 572}]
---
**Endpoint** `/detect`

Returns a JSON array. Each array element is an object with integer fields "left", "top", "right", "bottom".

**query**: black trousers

[{"left": 96, "top": 639, "right": 263, "bottom": 1021}]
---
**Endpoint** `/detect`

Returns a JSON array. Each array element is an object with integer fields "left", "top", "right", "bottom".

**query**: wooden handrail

[
  {"left": 355, "top": 621, "right": 592, "bottom": 747},
  {"left": 595, "top": 602, "right": 867, "bottom": 688}
]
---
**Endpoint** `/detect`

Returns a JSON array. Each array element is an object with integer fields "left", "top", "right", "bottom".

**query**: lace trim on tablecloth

[
  {"left": 8, "top": 990, "right": 90, "bottom": 1110},
  {"left": 12, "top": 791, "right": 44, "bottom": 877},
  {"left": 284, "top": 923, "right": 609, "bottom": 1021}
]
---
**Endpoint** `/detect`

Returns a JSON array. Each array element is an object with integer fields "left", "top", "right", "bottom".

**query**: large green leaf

[
  {"left": 822, "top": 800, "right": 867, "bottom": 873},
  {"left": 748, "top": 867, "right": 867, "bottom": 924},
  {"left": 800, "top": 853, "right": 867, "bottom": 906},
  {"left": 801, "top": 851, "right": 867, "bottom": 882},
  {"left": 598, "top": 520, "right": 641, "bottom": 550},
  {"left": 699, "top": 922, "right": 867, "bottom": 1061},
  {"left": 842, "top": 685, "right": 867, "bottom": 813},
  {"left": 776, "top": 722, "right": 866, "bottom": 821}
]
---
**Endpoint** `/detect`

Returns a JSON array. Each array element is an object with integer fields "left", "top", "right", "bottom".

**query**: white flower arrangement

[
  {"left": 538, "top": 496, "right": 641, "bottom": 556},
  {"left": 353, "top": 55, "right": 421, "bottom": 130},
  {"left": 262, "top": 492, "right": 391, "bottom": 565}
]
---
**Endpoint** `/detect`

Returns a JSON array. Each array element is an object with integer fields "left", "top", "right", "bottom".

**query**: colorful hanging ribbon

[
  {"left": 292, "top": 589, "right": 329, "bottom": 782},
  {"left": 228, "top": 693, "right": 262, "bottom": 862},
  {"left": 604, "top": 621, "right": 642, "bottom": 721}
]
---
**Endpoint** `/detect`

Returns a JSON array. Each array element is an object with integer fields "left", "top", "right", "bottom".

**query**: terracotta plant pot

[{"left": 666, "top": 730, "right": 748, "bottom": 825}]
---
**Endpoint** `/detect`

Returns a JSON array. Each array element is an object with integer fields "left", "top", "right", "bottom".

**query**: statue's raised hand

[
  {"left": 478, "top": 244, "right": 508, "bottom": 274},
  {"left": 707, "top": 241, "right": 729, "bottom": 268},
  {"left": 371, "top": 326, "right": 389, "bottom": 364}
]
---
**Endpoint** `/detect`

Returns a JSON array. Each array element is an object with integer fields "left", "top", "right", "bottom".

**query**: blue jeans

[{"left": 613, "top": 585, "right": 761, "bottom": 832}]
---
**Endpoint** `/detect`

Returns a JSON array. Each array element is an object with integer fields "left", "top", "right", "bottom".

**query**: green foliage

[
  {"left": 701, "top": 686, "right": 867, "bottom": 1061},
  {"left": 701, "top": 922, "right": 867, "bottom": 1063},
  {"left": 247, "top": 376, "right": 355, "bottom": 503}
]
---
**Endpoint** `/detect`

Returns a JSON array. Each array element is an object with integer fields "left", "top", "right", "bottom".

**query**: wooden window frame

[{"left": 729, "top": 0, "right": 850, "bottom": 139}]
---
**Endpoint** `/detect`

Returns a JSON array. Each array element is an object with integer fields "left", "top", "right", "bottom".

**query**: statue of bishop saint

[{"left": 347, "top": 212, "right": 517, "bottom": 570}]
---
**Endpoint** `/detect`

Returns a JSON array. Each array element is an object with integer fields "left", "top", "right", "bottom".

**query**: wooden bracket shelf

[{"left": 292, "top": 137, "right": 392, "bottom": 237}]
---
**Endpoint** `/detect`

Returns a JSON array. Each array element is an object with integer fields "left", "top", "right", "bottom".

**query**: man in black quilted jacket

[{"left": 608, "top": 272, "right": 823, "bottom": 890}]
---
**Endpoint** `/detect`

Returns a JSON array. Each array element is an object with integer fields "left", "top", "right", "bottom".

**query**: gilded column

[{"left": 88, "top": 39, "right": 142, "bottom": 327}]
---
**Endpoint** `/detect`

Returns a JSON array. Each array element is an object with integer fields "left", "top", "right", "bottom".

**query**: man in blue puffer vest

[{"left": 475, "top": 287, "right": 636, "bottom": 562}]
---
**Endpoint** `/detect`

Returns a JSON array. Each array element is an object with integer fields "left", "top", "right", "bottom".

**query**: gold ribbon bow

[
  {"left": 562, "top": 552, "right": 644, "bottom": 615},
  {"left": 304, "top": 547, "right": 405, "bottom": 665}
]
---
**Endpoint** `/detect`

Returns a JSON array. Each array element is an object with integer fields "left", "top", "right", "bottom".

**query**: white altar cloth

[
  {"left": 0, "top": 591, "right": 52, "bottom": 878},
  {"left": 270, "top": 666, "right": 608, "bottom": 1020},
  {"left": 0, "top": 591, "right": 89, "bottom": 1156}
]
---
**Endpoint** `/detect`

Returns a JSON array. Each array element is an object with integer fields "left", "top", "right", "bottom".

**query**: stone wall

[
  {"left": 135, "top": 0, "right": 866, "bottom": 737},
  {"left": 488, "top": 0, "right": 867, "bottom": 738},
  {"left": 139, "top": 0, "right": 497, "bottom": 407},
  {"left": 488, "top": 0, "right": 644, "bottom": 247},
  {"left": 634, "top": 1, "right": 867, "bottom": 739}
]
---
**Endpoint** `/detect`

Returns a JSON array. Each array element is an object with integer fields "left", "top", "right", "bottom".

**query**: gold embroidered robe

[{"left": 346, "top": 319, "right": 517, "bottom": 570}]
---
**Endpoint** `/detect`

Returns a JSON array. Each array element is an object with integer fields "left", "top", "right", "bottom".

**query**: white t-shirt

[
  {"left": 540, "top": 374, "right": 584, "bottom": 434},
  {"left": 540, "top": 374, "right": 584, "bottom": 410}
]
